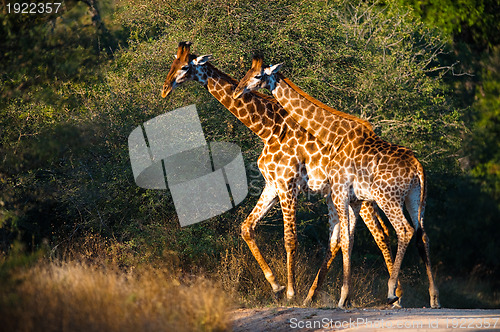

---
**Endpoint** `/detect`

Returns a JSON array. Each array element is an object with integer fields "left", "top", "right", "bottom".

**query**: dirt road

[{"left": 231, "top": 307, "right": 500, "bottom": 331}]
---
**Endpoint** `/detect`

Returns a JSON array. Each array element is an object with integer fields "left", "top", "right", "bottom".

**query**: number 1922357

[{"left": 6, "top": 2, "right": 62, "bottom": 14}]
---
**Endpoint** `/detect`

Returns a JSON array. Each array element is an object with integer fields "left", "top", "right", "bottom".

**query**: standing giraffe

[
  {"left": 161, "top": 42, "right": 398, "bottom": 303},
  {"left": 234, "top": 55, "right": 440, "bottom": 309}
]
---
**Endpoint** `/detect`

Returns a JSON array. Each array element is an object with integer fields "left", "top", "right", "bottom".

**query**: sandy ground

[{"left": 230, "top": 307, "right": 500, "bottom": 331}]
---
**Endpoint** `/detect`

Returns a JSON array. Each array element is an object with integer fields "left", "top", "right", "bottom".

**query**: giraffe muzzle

[{"left": 162, "top": 85, "right": 173, "bottom": 98}]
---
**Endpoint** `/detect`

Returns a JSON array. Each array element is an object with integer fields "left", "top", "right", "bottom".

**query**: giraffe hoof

[
  {"left": 387, "top": 296, "right": 399, "bottom": 305},
  {"left": 272, "top": 286, "right": 286, "bottom": 300},
  {"left": 338, "top": 298, "right": 351, "bottom": 310},
  {"left": 431, "top": 301, "right": 441, "bottom": 309},
  {"left": 431, "top": 295, "right": 441, "bottom": 309},
  {"left": 303, "top": 296, "right": 313, "bottom": 306},
  {"left": 338, "top": 303, "right": 350, "bottom": 310},
  {"left": 391, "top": 302, "right": 403, "bottom": 309}
]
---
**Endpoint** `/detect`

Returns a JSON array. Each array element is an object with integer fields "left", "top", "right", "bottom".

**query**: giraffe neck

[
  {"left": 197, "top": 63, "right": 283, "bottom": 141},
  {"left": 269, "top": 74, "right": 375, "bottom": 146}
]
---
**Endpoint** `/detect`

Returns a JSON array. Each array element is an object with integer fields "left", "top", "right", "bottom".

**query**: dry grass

[
  {"left": 215, "top": 243, "right": 430, "bottom": 309},
  {"left": 3, "top": 233, "right": 495, "bottom": 332},
  {"left": 0, "top": 259, "right": 231, "bottom": 332},
  {"left": 216, "top": 244, "right": 335, "bottom": 307}
]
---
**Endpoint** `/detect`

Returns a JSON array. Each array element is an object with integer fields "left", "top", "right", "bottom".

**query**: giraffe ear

[
  {"left": 264, "top": 63, "right": 283, "bottom": 76},
  {"left": 192, "top": 55, "right": 212, "bottom": 66}
]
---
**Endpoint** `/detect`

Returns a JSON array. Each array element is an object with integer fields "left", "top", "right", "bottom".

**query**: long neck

[
  {"left": 270, "top": 73, "right": 374, "bottom": 146},
  {"left": 198, "top": 63, "right": 282, "bottom": 141}
]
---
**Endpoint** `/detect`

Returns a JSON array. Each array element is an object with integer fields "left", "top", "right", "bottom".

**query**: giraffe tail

[{"left": 416, "top": 160, "right": 427, "bottom": 229}]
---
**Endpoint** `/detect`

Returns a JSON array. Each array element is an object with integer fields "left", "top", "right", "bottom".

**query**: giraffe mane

[
  {"left": 281, "top": 76, "right": 374, "bottom": 132},
  {"left": 204, "top": 62, "right": 277, "bottom": 104},
  {"left": 249, "top": 55, "right": 372, "bottom": 132}
]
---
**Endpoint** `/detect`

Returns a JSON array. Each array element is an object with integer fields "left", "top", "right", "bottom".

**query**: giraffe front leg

[
  {"left": 304, "top": 194, "right": 340, "bottom": 305},
  {"left": 241, "top": 184, "right": 284, "bottom": 295},
  {"left": 278, "top": 187, "right": 298, "bottom": 301},
  {"left": 335, "top": 194, "right": 355, "bottom": 309}
]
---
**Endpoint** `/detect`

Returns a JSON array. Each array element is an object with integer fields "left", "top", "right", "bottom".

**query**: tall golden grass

[
  {"left": 0, "top": 258, "right": 231, "bottom": 332},
  {"left": 2, "top": 234, "right": 497, "bottom": 332}
]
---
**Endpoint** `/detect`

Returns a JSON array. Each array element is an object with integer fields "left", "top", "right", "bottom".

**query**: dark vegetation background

[{"left": 1, "top": 0, "right": 499, "bottom": 310}]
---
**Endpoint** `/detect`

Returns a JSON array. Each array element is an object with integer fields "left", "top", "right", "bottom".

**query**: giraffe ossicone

[{"left": 234, "top": 55, "right": 440, "bottom": 309}]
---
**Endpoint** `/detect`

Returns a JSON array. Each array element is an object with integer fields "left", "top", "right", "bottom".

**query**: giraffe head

[
  {"left": 161, "top": 41, "right": 212, "bottom": 98},
  {"left": 233, "top": 55, "right": 282, "bottom": 99}
]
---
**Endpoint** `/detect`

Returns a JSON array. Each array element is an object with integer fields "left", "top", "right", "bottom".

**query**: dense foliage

[{"left": 1, "top": 0, "right": 499, "bottom": 307}]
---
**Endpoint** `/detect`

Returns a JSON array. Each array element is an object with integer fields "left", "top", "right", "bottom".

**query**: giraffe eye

[
  {"left": 181, "top": 65, "right": 189, "bottom": 71},
  {"left": 255, "top": 74, "right": 263, "bottom": 79}
]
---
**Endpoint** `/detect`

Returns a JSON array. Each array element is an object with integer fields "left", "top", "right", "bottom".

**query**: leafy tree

[
  {"left": 395, "top": 0, "right": 500, "bottom": 49},
  {"left": 470, "top": 46, "right": 500, "bottom": 204},
  {"left": 0, "top": 0, "right": 121, "bottom": 250}
]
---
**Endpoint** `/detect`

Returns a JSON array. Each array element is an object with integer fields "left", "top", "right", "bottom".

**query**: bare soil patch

[{"left": 230, "top": 307, "right": 500, "bottom": 331}]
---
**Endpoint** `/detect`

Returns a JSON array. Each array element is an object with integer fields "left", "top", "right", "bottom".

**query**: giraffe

[
  {"left": 233, "top": 55, "right": 440, "bottom": 309},
  {"left": 161, "top": 42, "right": 398, "bottom": 304}
]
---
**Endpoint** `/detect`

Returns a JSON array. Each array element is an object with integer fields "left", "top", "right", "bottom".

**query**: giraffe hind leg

[
  {"left": 376, "top": 199, "right": 414, "bottom": 306},
  {"left": 359, "top": 201, "right": 403, "bottom": 307},
  {"left": 415, "top": 227, "right": 440, "bottom": 308},
  {"left": 405, "top": 189, "right": 440, "bottom": 309}
]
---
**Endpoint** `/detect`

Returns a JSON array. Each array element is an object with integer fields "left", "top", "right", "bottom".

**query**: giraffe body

[
  {"left": 161, "top": 43, "right": 399, "bottom": 304},
  {"left": 234, "top": 56, "right": 439, "bottom": 309}
]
